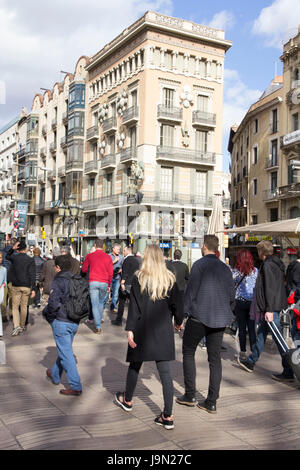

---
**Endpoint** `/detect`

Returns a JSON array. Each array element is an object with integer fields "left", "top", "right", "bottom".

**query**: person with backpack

[{"left": 43, "top": 255, "right": 84, "bottom": 396}]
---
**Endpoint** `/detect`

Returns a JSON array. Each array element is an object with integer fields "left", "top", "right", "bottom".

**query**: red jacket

[{"left": 82, "top": 250, "right": 113, "bottom": 286}]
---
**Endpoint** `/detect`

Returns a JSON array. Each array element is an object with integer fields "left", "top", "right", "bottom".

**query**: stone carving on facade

[
  {"left": 180, "top": 85, "right": 194, "bottom": 108},
  {"left": 118, "top": 127, "right": 126, "bottom": 149},
  {"left": 117, "top": 89, "right": 128, "bottom": 116},
  {"left": 127, "top": 161, "right": 145, "bottom": 199},
  {"left": 99, "top": 103, "right": 108, "bottom": 123},
  {"left": 181, "top": 123, "right": 190, "bottom": 147},
  {"left": 100, "top": 138, "right": 106, "bottom": 155}
]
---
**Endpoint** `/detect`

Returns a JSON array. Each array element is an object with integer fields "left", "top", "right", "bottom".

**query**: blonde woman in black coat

[{"left": 115, "top": 244, "right": 184, "bottom": 430}]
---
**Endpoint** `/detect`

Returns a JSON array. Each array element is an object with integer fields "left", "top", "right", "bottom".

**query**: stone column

[
  {"left": 183, "top": 53, "right": 190, "bottom": 73},
  {"left": 116, "top": 66, "right": 120, "bottom": 83},
  {"left": 137, "top": 50, "right": 142, "bottom": 69},
  {"left": 172, "top": 51, "right": 178, "bottom": 70},
  {"left": 125, "top": 58, "right": 130, "bottom": 77},
  {"left": 160, "top": 48, "right": 166, "bottom": 68},
  {"left": 121, "top": 61, "right": 125, "bottom": 79},
  {"left": 217, "top": 62, "right": 223, "bottom": 81},
  {"left": 131, "top": 54, "right": 136, "bottom": 73},
  {"left": 206, "top": 60, "right": 211, "bottom": 78},
  {"left": 149, "top": 46, "right": 154, "bottom": 66},
  {"left": 195, "top": 57, "right": 200, "bottom": 75}
]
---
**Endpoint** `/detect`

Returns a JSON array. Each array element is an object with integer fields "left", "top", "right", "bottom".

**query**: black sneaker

[
  {"left": 154, "top": 412, "right": 174, "bottom": 430},
  {"left": 197, "top": 400, "right": 217, "bottom": 414},
  {"left": 111, "top": 320, "right": 122, "bottom": 326},
  {"left": 237, "top": 357, "right": 254, "bottom": 373},
  {"left": 271, "top": 373, "right": 294, "bottom": 383},
  {"left": 176, "top": 395, "right": 196, "bottom": 406},
  {"left": 115, "top": 392, "right": 132, "bottom": 412}
]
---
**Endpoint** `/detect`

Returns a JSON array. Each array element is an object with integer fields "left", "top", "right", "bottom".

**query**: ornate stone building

[{"left": 83, "top": 11, "right": 231, "bottom": 259}]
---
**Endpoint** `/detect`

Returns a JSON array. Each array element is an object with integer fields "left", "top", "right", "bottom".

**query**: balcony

[
  {"left": 62, "top": 112, "right": 68, "bottom": 125},
  {"left": 122, "top": 106, "right": 139, "bottom": 125},
  {"left": 100, "top": 153, "right": 116, "bottom": 170},
  {"left": 265, "top": 157, "right": 279, "bottom": 170},
  {"left": 38, "top": 173, "right": 46, "bottom": 184},
  {"left": 66, "top": 160, "right": 83, "bottom": 171},
  {"left": 25, "top": 175, "right": 38, "bottom": 185},
  {"left": 58, "top": 166, "right": 65, "bottom": 178},
  {"left": 119, "top": 147, "right": 137, "bottom": 163},
  {"left": 60, "top": 136, "right": 68, "bottom": 153},
  {"left": 138, "top": 192, "right": 214, "bottom": 208},
  {"left": 157, "top": 105, "right": 183, "bottom": 123},
  {"left": 49, "top": 142, "right": 57, "bottom": 155},
  {"left": 17, "top": 147, "right": 25, "bottom": 159},
  {"left": 102, "top": 117, "right": 117, "bottom": 133},
  {"left": 40, "top": 147, "right": 46, "bottom": 159},
  {"left": 84, "top": 160, "right": 98, "bottom": 174},
  {"left": 278, "top": 182, "right": 300, "bottom": 199},
  {"left": 192, "top": 110, "right": 216, "bottom": 129},
  {"left": 82, "top": 194, "right": 127, "bottom": 211},
  {"left": 51, "top": 117, "right": 57, "bottom": 130},
  {"left": 156, "top": 146, "right": 216, "bottom": 167},
  {"left": 263, "top": 188, "right": 279, "bottom": 201},
  {"left": 86, "top": 125, "right": 99, "bottom": 142},
  {"left": 47, "top": 169, "right": 56, "bottom": 181},
  {"left": 281, "top": 129, "right": 300, "bottom": 149}
]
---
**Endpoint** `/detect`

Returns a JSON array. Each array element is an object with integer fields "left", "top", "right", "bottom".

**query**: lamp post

[{"left": 58, "top": 194, "right": 83, "bottom": 248}]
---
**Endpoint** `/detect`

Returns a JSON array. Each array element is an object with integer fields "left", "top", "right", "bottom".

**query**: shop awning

[{"left": 225, "top": 218, "right": 300, "bottom": 238}]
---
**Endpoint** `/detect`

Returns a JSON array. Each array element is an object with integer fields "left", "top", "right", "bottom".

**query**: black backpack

[{"left": 63, "top": 274, "right": 90, "bottom": 322}]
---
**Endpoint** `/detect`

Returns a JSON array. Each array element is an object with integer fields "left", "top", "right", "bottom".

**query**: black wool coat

[{"left": 125, "top": 276, "right": 184, "bottom": 363}]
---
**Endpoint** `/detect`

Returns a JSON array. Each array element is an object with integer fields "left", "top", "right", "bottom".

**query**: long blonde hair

[{"left": 136, "top": 245, "right": 176, "bottom": 301}]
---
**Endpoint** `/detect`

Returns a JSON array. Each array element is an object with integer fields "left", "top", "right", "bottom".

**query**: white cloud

[
  {"left": 252, "top": 0, "right": 300, "bottom": 48},
  {"left": 222, "top": 69, "right": 262, "bottom": 170},
  {"left": 207, "top": 10, "right": 235, "bottom": 31},
  {"left": 0, "top": 0, "right": 173, "bottom": 127}
]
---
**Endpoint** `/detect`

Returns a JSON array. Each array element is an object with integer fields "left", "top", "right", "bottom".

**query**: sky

[{"left": 1, "top": 0, "right": 300, "bottom": 171}]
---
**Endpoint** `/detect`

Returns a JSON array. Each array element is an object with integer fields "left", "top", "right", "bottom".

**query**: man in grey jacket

[{"left": 176, "top": 235, "right": 235, "bottom": 414}]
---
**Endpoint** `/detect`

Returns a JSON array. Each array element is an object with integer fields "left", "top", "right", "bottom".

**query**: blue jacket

[
  {"left": 43, "top": 271, "right": 78, "bottom": 324},
  {"left": 184, "top": 254, "right": 235, "bottom": 328}
]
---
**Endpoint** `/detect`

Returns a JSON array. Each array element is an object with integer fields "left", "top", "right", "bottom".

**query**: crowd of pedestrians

[{"left": 0, "top": 235, "right": 300, "bottom": 429}]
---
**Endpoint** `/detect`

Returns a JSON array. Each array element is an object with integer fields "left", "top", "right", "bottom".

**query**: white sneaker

[{"left": 11, "top": 326, "right": 22, "bottom": 336}]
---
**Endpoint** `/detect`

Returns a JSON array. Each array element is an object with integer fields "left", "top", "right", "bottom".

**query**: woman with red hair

[{"left": 232, "top": 249, "right": 258, "bottom": 359}]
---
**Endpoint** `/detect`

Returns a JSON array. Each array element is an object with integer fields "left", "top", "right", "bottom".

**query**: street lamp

[{"left": 58, "top": 194, "right": 83, "bottom": 246}]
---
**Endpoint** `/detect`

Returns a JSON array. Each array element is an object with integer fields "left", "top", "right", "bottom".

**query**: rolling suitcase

[{"left": 268, "top": 320, "right": 300, "bottom": 381}]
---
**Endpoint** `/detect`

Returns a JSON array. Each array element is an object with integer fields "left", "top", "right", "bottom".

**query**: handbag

[{"left": 231, "top": 274, "right": 246, "bottom": 313}]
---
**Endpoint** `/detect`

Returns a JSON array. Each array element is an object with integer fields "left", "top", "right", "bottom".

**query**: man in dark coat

[
  {"left": 172, "top": 249, "right": 189, "bottom": 297},
  {"left": 6, "top": 241, "right": 36, "bottom": 336},
  {"left": 176, "top": 235, "right": 235, "bottom": 414},
  {"left": 286, "top": 250, "right": 300, "bottom": 295},
  {"left": 111, "top": 245, "right": 141, "bottom": 326},
  {"left": 40, "top": 247, "right": 60, "bottom": 303},
  {"left": 237, "top": 240, "right": 294, "bottom": 382},
  {"left": 43, "top": 255, "right": 82, "bottom": 396}
]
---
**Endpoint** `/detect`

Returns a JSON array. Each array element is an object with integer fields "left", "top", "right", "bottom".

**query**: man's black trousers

[{"left": 182, "top": 317, "right": 225, "bottom": 405}]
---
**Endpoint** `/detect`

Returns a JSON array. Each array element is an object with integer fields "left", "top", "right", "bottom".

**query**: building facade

[
  {"left": 229, "top": 26, "right": 300, "bottom": 230},
  {"left": 83, "top": 11, "right": 231, "bottom": 260},
  {"left": 2, "top": 11, "right": 232, "bottom": 260}
]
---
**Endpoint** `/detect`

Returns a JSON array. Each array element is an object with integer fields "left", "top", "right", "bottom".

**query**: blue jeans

[
  {"left": 248, "top": 312, "right": 294, "bottom": 378},
  {"left": 89, "top": 281, "right": 108, "bottom": 328},
  {"left": 103, "top": 278, "right": 120, "bottom": 310},
  {"left": 51, "top": 319, "right": 82, "bottom": 391}
]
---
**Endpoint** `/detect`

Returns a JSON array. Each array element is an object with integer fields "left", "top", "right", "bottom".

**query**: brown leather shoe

[
  {"left": 46, "top": 369, "right": 59, "bottom": 385},
  {"left": 59, "top": 388, "right": 82, "bottom": 396},
  {"left": 94, "top": 328, "right": 102, "bottom": 334}
]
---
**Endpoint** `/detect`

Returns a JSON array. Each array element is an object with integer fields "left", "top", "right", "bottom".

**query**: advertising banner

[{"left": 17, "top": 201, "right": 28, "bottom": 230}]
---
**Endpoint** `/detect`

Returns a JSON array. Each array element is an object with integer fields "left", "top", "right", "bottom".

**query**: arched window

[{"left": 290, "top": 206, "right": 300, "bottom": 219}]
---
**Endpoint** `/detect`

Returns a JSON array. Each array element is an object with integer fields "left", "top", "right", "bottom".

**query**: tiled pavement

[{"left": 1, "top": 307, "right": 300, "bottom": 450}]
